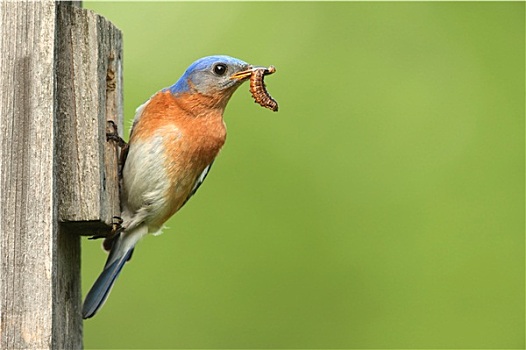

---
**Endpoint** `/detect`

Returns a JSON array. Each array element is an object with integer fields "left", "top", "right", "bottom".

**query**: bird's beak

[{"left": 230, "top": 66, "right": 254, "bottom": 81}]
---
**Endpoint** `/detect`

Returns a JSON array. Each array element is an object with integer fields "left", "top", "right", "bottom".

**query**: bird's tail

[{"left": 82, "top": 225, "right": 147, "bottom": 319}]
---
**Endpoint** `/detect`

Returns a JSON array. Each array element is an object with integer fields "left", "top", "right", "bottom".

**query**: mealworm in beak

[{"left": 249, "top": 66, "right": 278, "bottom": 112}]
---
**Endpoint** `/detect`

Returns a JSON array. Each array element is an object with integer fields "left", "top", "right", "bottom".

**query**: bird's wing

[
  {"left": 181, "top": 161, "right": 214, "bottom": 207},
  {"left": 129, "top": 99, "right": 149, "bottom": 139}
]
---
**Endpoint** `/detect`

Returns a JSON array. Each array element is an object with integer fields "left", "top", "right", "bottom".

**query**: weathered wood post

[{"left": 0, "top": 1, "right": 123, "bottom": 348}]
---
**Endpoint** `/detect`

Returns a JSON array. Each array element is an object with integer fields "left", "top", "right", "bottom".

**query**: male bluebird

[{"left": 82, "top": 55, "right": 261, "bottom": 319}]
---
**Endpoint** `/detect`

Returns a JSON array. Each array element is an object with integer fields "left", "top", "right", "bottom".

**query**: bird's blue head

[{"left": 167, "top": 55, "right": 253, "bottom": 97}]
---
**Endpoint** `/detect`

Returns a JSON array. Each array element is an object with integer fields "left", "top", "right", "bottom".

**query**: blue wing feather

[{"left": 182, "top": 161, "right": 214, "bottom": 206}]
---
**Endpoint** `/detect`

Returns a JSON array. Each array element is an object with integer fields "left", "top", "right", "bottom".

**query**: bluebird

[{"left": 82, "top": 55, "right": 263, "bottom": 319}]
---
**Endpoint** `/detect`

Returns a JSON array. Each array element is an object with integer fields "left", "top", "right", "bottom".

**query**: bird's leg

[
  {"left": 88, "top": 216, "right": 124, "bottom": 241},
  {"left": 104, "top": 122, "right": 127, "bottom": 245},
  {"left": 102, "top": 216, "right": 125, "bottom": 251},
  {"left": 102, "top": 216, "right": 134, "bottom": 262},
  {"left": 89, "top": 216, "right": 124, "bottom": 252},
  {"left": 106, "top": 120, "right": 130, "bottom": 177},
  {"left": 111, "top": 215, "right": 124, "bottom": 232},
  {"left": 106, "top": 120, "right": 127, "bottom": 148}
]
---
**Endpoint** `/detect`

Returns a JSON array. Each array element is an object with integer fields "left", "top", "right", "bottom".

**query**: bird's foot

[
  {"left": 88, "top": 216, "right": 124, "bottom": 242},
  {"left": 106, "top": 120, "right": 129, "bottom": 177},
  {"left": 106, "top": 120, "right": 127, "bottom": 148},
  {"left": 111, "top": 215, "right": 124, "bottom": 232},
  {"left": 102, "top": 216, "right": 125, "bottom": 251}
]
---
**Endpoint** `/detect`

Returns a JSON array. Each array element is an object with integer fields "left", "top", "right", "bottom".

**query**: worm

[{"left": 250, "top": 66, "right": 278, "bottom": 112}]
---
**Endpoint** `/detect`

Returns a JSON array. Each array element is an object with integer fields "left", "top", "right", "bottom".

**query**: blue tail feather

[
  {"left": 83, "top": 225, "right": 147, "bottom": 318},
  {"left": 82, "top": 247, "right": 133, "bottom": 319}
]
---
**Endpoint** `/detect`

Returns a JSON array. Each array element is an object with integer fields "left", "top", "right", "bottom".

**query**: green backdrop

[{"left": 82, "top": 2, "right": 524, "bottom": 349}]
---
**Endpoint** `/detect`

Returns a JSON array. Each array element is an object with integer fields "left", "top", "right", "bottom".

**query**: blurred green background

[{"left": 82, "top": 2, "right": 524, "bottom": 349}]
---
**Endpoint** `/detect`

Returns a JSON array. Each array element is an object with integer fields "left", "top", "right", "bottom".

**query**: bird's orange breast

[{"left": 130, "top": 91, "right": 227, "bottom": 224}]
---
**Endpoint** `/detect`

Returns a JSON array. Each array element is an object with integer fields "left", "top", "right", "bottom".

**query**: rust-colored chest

[
  {"left": 131, "top": 91, "right": 227, "bottom": 163},
  {"left": 128, "top": 91, "right": 227, "bottom": 219}
]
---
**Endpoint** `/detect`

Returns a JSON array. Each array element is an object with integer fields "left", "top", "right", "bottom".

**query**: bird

[{"left": 82, "top": 55, "right": 260, "bottom": 319}]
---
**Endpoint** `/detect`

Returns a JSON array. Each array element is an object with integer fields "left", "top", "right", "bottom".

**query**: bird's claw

[
  {"left": 88, "top": 216, "right": 124, "bottom": 242},
  {"left": 106, "top": 120, "right": 127, "bottom": 148},
  {"left": 106, "top": 120, "right": 129, "bottom": 178},
  {"left": 102, "top": 217, "right": 125, "bottom": 251},
  {"left": 111, "top": 215, "right": 123, "bottom": 233}
]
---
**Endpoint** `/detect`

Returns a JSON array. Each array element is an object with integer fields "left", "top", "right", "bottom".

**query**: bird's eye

[{"left": 213, "top": 63, "right": 227, "bottom": 76}]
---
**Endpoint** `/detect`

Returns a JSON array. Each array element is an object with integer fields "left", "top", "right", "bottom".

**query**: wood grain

[
  {"left": 0, "top": 2, "right": 60, "bottom": 348},
  {"left": 56, "top": 3, "right": 123, "bottom": 231},
  {"left": 0, "top": 1, "right": 123, "bottom": 348}
]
